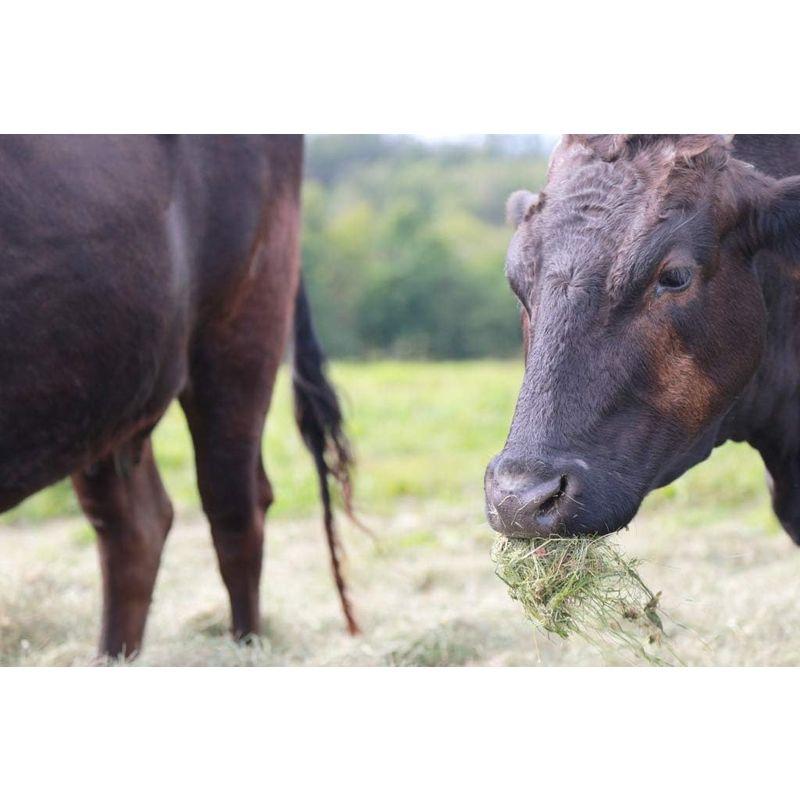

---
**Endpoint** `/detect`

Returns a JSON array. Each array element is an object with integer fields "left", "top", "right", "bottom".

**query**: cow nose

[{"left": 485, "top": 454, "right": 572, "bottom": 537}]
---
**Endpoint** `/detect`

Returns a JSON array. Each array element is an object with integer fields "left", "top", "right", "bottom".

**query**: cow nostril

[
  {"left": 486, "top": 456, "right": 578, "bottom": 536},
  {"left": 535, "top": 474, "right": 567, "bottom": 518}
]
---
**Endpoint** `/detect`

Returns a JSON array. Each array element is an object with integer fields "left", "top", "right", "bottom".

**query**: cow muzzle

[{"left": 484, "top": 451, "right": 586, "bottom": 538}]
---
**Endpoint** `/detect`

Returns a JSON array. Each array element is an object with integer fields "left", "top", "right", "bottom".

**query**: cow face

[{"left": 485, "top": 134, "right": 778, "bottom": 538}]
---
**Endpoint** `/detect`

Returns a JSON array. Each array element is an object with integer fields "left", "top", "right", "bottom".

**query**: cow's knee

[{"left": 257, "top": 464, "right": 274, "bottom": 516}]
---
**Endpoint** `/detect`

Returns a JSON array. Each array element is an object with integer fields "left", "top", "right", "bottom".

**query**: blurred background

[
  {"left": 0, "top": 135, "right": 793, "bottom": 667},
  {"left": 301, "top": 134, "right": 550, "bottom": 359}
]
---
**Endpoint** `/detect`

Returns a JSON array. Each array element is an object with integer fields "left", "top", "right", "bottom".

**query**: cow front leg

[
  {"left": 761, "top": 445, "right": 800, "bottom": 545},
  {"left": 72, "top": 437, "right": 174, "bottom": 659}
]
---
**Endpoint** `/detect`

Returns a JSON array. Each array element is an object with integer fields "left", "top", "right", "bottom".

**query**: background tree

[{"left": 301, "top": 135, "right": 550, "bottom": 359}]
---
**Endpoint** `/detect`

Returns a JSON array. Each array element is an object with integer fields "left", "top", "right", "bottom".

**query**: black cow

[
  {"left": 0, "top": 135, "right": 356, "bottom": 658},
  {"left": 486, "top": 134, "right": 800, "bottom": 546}
]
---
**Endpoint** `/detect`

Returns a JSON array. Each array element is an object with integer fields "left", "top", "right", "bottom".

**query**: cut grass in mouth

[{"left": 491, "top": 533, "right": 678, "bottom": 665}]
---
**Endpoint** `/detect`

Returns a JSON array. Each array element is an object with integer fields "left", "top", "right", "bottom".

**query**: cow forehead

[
  {"left": 540, "top": 160, "right": 652, "bottom": 258},
  {"left": 528, "top": 148, "right": 720, "bottom": 292}
]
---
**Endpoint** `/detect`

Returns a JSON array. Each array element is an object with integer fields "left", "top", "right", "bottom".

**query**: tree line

[{"left": 301, "top": 135, "right": 549, "bottom": 359}]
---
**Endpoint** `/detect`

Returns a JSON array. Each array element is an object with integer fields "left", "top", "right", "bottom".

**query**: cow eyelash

[{"left": 656, "top": 265, "right": 693, "bottom": 296}]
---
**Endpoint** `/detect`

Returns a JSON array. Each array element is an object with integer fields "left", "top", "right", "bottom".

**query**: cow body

[
  {"left": 0, "top": 136, "right": 295, "bottom": 507},
  {"left": 0, "top": 135, "right": 355, "bottom": 656},
  {"left": 486, "top": 134, "right": 800, "bottom": 546}
]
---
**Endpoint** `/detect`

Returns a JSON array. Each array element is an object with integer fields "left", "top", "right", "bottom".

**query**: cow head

[{"left": 485, "top": 134, "right": 800, "bottom": 538}]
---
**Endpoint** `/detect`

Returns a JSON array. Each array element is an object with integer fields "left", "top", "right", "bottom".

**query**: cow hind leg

[
  {"left": 72, "top": 437, "right": 173, "bottom": 659},
  {"left": 180, "top": 377, "right": 277, "bottom": 642},
  {"left": 179, "top": 283, "right": 291, "bottom": 641},
  {"left": 180, "top": 166, "right": 301, "bottom": 640}
]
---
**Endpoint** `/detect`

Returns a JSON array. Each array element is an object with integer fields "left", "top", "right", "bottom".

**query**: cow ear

[
  {"left": 506, "top": 190, "right": 541, "bottom": 228},
  {"left": 744, "top": 175, "right": 800, "bottom": 260}
]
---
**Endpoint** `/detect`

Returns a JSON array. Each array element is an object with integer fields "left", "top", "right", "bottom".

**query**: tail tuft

[{"left": 292, "top": 277, "right": 360, "bottom": 635}]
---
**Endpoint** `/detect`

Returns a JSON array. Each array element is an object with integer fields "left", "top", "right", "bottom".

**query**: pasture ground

[{"left": 1, "top": 361, "right": 798, "bottom": 666}]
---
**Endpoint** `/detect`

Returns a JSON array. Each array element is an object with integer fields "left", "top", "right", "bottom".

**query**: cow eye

[{"left": 656, "top": 266, "right": 693, "bottom": 295}]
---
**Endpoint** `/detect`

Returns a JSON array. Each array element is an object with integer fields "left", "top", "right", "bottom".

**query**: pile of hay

[{"left": 492, "top": 534, "right": 675, "bottom": 664}]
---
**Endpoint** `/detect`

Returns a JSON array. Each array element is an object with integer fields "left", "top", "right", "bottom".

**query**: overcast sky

[{"left": 415, "top": 133, "right": 559, "bottom": 144}]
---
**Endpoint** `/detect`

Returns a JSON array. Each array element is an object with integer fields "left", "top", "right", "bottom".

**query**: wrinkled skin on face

[{"left": 486, "top": 134, "right": 800, "bottom": 539}]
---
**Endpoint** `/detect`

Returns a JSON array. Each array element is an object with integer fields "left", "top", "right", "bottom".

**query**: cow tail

[{"left": 291, "top": 276, "right": 360, "bottom": 635}]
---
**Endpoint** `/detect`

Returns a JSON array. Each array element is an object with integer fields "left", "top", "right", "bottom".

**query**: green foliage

[{"left": 302, "top": 135, "right": 549, "bottom": 359}]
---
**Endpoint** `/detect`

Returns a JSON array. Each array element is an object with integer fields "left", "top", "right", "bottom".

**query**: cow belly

[
  {"left": 0, "top": 306, "right": 188, "bottom": 512},
  {"left": 0, "top": 234, "right": 191, "bottom": 512}
]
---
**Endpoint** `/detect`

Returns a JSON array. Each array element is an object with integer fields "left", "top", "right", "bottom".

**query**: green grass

[
  {"left": 1, "top": 359, "right": 776, "bottom": 532},
  {"left": 0, "top": 360, "right": 793, "bottom": 666}
]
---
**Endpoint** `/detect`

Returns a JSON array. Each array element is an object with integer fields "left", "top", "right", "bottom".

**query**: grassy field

[{"left": 1, "top": 360, "right": 798, "bottom": 666}]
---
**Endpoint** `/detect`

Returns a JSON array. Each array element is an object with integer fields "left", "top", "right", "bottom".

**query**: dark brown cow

[
  {"left": 0, "top": 135, "right": 357, "bottom": 658},
  {"left": 486, "top": 134, "right": 800, "bottom": 544}
]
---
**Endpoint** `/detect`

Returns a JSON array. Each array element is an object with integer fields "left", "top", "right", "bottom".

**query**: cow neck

[{"left": 719, "top": 254, "right": 800, "bottom": 462}]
